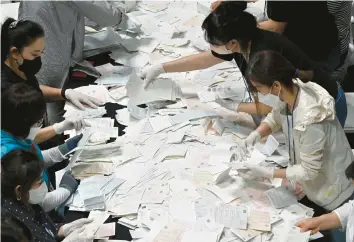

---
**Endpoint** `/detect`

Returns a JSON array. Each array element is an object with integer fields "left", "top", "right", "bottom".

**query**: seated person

[
  {"left": 1, "top": 149, "right": 94, "bottom": 242},
  {"left": 1, "top": 83, "right": 80, "bottom": 212},
  {"left": 1, "top": 215, "right": 32, "bottom": 242},
  {"left": 297, "top": 161, "right": 354, "bottom": 242},
  {"left": 1, "top": 18, "right": 90, "bottom": 144}
]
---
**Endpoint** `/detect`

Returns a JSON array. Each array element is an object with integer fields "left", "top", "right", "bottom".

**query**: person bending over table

[
  {"left": 140, "top": 1, "right": 347, "bottom": 127},
  {"left": 1, "top": 18, "right": 95, "bottom": 144},
  {"left": 241, "top": 50, "right": 354, "bottom": 241},
  {"left": 1, "top": 83, "right": 81, "bottom": 212},
  {"left": 1, "top": 150, "right": 94, "bottom": 242}
]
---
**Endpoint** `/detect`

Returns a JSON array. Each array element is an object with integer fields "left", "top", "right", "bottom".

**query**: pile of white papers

[{"left": 62, "top": 2, "right": 318, "bottom": 242}]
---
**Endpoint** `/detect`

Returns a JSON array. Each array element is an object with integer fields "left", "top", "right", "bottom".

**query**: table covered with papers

[{"left": 58, "top": 1, "right": 325, "bottom": 241}]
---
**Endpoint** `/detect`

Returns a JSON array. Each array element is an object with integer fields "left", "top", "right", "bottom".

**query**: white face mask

[
  {"left": 26, "top": 127, "right": 42, "bottom": 140},
  {"left": 210, "top": 44, "right": 233, "bottom": 55},
  {"left": 29, "top": 182, "right": 48, "bottom": 205},
  {"left": 257, "top": 85, "right": 285, "bottom": 110}
]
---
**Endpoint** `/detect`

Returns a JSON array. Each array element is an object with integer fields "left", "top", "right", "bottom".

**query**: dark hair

[
  {"left": 1, "top": 215, "right": 32, "bottom": 242},
  {"left": 1, "top": 150, "right": 43, "bottom": 200},
  {"left": 246, "top": 50, "right": 302, "bottom": 92},
  {"left": 1, "top": 83, "right": 46, "bottom": 138},
  {"left": 202, "top": 1, "right": 259, "bottom": 52},
  {"left": 1, "top": 18, "right": 44, "bottom": 62},
  {"left": 345, "top": 161, "right": 354, "bottom": 180}
]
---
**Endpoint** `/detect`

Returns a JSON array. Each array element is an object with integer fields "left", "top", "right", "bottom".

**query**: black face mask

[{"left": 18, "top": 56, "right": 42, "bottom": 76}]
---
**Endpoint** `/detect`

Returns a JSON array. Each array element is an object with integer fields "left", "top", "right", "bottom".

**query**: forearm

[
  {"left": 237, "top": 102, "right": 272, "bottom": 115},
  {"left": 317, "top": 213, "right": 342, "bottom": 231},
  {"left": 273, "top": 168, "right": 287, "bottom": 179},
  {"left": 41, "top": 188, "right": 71, "bottom": 212},
  {"left": 163, "top": 51, "right": 224, "bottom": 73},
  {"left": 34, "top": 126, "right": 57, "bottom": 144},
  {"left": 39, "top": 85, "right": 64, "bottom": 101},
  {"left": 256, "top": 122, "right": 273, "bottom": 138},
  {"left": 42, "top": 147, "right": 65, "bottom": 168},
  {"left": 258, "top": 20, "right": 286, "bottom": 33}
]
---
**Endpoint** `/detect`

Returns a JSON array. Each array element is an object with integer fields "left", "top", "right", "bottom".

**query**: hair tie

[
  {"left": 294, "top": 69, "right": 299, "bottom": 78},
  {"left": 9, "top": 20, "right": 21, "bottom": 29}
]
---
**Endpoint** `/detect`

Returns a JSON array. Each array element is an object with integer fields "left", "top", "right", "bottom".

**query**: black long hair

[
  {"left": 246, "top": 50, "right": 307, "bottom": 92},
  {"left": 1, "top": 18, "right": 44, "bottom": 62},
  {"left": 202, "top": 1, "right": 260, "bottom": 53},
  {"left": 1, "top": 83, "right": 46, "bottom": 138},
  {"left": 1, "top": 150, "right": 43, "bottom": 201}
]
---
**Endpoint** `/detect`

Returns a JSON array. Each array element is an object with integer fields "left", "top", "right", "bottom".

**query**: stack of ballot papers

[{"left": 61, "top": 2, "right": 322, "bottom": 242}]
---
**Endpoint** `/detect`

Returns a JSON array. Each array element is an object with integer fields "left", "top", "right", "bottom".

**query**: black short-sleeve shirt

[
  {"left": 266, "top": 1, "right": 339, "bottom": 63},
  {"left": 1, "top": 63, "right": 41, "bottom": 92},
  {"left": 211, "top": 29, "right": 337, "bottom": 99}
]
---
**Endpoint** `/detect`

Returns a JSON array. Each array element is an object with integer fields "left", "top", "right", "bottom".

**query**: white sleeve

[
  {"left": 71, "top": 1, "right": 123, "bottom": 27},
  {"left": 41, "top": 188, "right": 71, "bottom": 212},
  {"left": 262, "top": 109, "right": 282, "bottom": 133},
  {"left": 41, "top": 147, "right": 65, "bottom": 168},
  {"left": 286, "top": 123, "right": 326, "bottom": 182},
  {"left": 334, "top": 201, "right": 351, "bottom": 230}
]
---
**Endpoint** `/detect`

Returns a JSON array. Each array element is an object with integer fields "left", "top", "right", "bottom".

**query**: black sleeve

[
  {"left": 279, "top": 35, "right": 337, "bottom": 98},
  {"left": 266, "top": 1, "right": 293, "bottom": 22}
]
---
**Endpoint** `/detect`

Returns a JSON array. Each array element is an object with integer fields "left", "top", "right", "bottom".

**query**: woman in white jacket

[
  {"left": 241, "top": 50, "right": 354, "bottom": 239},
  {"left": 296, "top": 161, "right": 354, "bottom": 242}
]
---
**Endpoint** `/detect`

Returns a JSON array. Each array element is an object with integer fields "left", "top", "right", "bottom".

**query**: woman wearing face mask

[
  {"left": 1, "top": 150, "right": 94, "bottom": 242},
  {"left": 1, "top": 18, "right": 100, "bottom": 143},
  {"left": 140, "top": 1, "right": 347, "bottom": 127},
  {"left": 242, "top": 50, "right": 354, "bottom": 240},
  {"left": 1, "top": 83, "right": 81, "bottom": 212}
]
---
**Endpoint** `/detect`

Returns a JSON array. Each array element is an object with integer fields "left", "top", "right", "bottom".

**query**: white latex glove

[
  {"left": 53, "top": 117, "right": 87, "bottom": 134},
  {"left": 60, "top": 218, "right": 94, "bottom": 237},
  {"left": 244, "top": 163, "right": 274, "bottom": 179},
  {"left": 238, "top": 130, "right": 261, "bottom": 152},
  {"left": 215, "top": 99, "right": 241, "bottom": 111},
  {"left": 64, "top": 89, "right": 104, "bottom": 110},
  {"left": 140, "top": 64, "right": 165, "bottom": 89},
  {"left": 62, "top": 227, "right": 94, "bottom": 242}
]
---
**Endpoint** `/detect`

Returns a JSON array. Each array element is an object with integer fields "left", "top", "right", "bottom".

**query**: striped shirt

[
  {"left": 18, "top": 1, "right": 123, "bottom": 88},
  {"left": 327, "top": 1, "right": 352, "bottom": 57}
]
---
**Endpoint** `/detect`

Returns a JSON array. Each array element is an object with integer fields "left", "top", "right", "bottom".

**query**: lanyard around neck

[{"left": 286, "top": 87, "right": 300, "bottom": 165}]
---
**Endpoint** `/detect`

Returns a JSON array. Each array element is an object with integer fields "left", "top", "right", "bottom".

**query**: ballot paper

[
  {"left": 109, "top": 86, "right": 127, "bottom": 101},
  {"left": 121, "top": 35, "right": 160, "bottom": 54},
  {"left": 153, "top": 220, "right": 186, "bottom": 242},
  {"left": 64, "top": 106, "right": 107, "bottom": 119},
  {"left": 169, "top": 110, "right": 218, "bottom": 125},
  {"left": 76, "top": 142, "right": 122, "bottom": 161},
  {"left": 213, "top": 203, "right": 248, "bottom": 230},
  {"left": 254, "top": 135, "right": 279, "bottom": 156},
  {"left": 110, "top": 48, "right": 150, "bottom": 68},
  {"left": 95, "top": 66, "right": 133, "bottom": 86},
  {"left": 126, "top": 72, "right": 178, "bottom": 106},
  {"left": 95, "top": 222, "right": 116, "bottom": 239},
  {"left": 209, "top": 150, "right": 234, "bottom": 166},
  {"left": 207, "top": 184, "right": 244, "bottom": 203},
  {"left": 149, "top": 116, "right": 173, "bottom": 133},
  {"left": 166, "top": 129, "right": 186, "bottom": 144},
  {"left": 247, "top": 210, "right": 271, "bottom": 232},
  {"left": 78, "top": 184, "right": 105, "bottom": 210},
  {"left": 181, "top": 231, "right": 218, "bottom": 242},
  {"left": 84, "top": 27, "right": 122, "bottom": 51},
  {"left": 265, "top": 187, "right": 298, "bottom": 209},
  {"left": 85, "top": 211, "right": 110, "bottom": 237}
]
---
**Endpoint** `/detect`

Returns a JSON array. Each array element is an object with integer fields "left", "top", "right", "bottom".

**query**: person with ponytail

[
  {"left": 1, "top": 18, "right": 93, "bottom": 144},
  {"left": 1, "top": 18, "right": 103, "bottom": 122},
  {"left": 140, "top": 1, "right": 347, "bottom": 127},
  {"left": 242, "top": 50, "right": 354, "bottom": 241}
]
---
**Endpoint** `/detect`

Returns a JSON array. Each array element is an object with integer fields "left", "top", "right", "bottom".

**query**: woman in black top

[
  {"left": 140, "top": 1, "right": 347, "bottom": 127},
  {"left": 1, "top": 18, "right": 103, "bottom": 114},
  {"left": 1, "top": 150, "right": 93, "bottom": 242}
]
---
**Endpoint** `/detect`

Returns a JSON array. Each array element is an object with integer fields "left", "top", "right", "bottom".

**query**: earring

[{"left": 16, "top": 196, "right": 21, "bottom": 201}]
